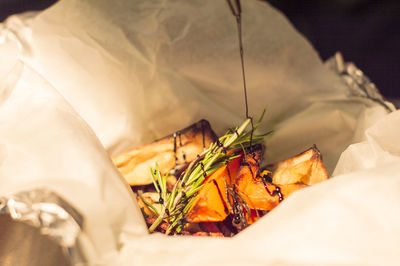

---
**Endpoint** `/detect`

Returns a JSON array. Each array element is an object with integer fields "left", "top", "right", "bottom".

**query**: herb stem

[{"left": 147, "top": 114, "right": 265, "bottom": 234}]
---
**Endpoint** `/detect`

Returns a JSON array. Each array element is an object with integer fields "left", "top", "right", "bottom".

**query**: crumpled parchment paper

[
  {"left": 0, "top": 62, "right": 148, "bottom": 265},
  {"left": 1, "top": 0, "right": 399, "bottom": 265}
]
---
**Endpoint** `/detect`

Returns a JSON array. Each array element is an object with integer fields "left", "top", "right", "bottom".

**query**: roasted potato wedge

[
  {"left": 113, "top": 120, "right": 217, "bottom": 186},
  {"left": 267, "top": 145, "right": 329, "bottom": 186}
]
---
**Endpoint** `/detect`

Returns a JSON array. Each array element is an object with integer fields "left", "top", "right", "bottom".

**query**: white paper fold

[
  {"left": 25, "top": 0, "right": 372, "bottom": 168},
  {"left": 0, "top": 62, "right": 148, "bottom": 265}
]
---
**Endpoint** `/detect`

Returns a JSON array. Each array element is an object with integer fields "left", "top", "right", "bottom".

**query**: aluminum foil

[
  {"left": 326, "top": 52, "right": 395, "bottom": 112},
  {"left": 0, "top": 189, "right": 86, "bottom": 266}
]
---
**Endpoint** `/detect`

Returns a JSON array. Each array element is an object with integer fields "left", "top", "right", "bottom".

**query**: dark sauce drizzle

[
  {"left": 200, "top": 162, "right": 207, "bottom": 178},
  {"left": 231, "top": 189, "right": 246, "bottom": 228},
  {"left": 212, "top": 179, "right": 230, "bottom": 216},
  {"left": 242, "top": 158, "right": 283, "bottom": 202},
  {"left": 225, "top": 160, "right": 248, "bottom": 229},
  {"left": 201, "top": 122, "right": 206, "bottom": 150},
  {"left": 260, "top": 172, "right": 283, "bottom": 202},
  {"left": 173, "top": 131, "right": 187, "bottom": 166},
  {"left": 226, "top": 0, "right": 254, "bottom": 150},
  {"left": 172, "top": 1, "right": 282, "bottom": 234},
  {"left": 216, "top": 139, "right": 227, "bottom": 154},
  {"left": 173, "top": 132, "right": 178, "bottom": 165},
  {"left": 178, "top": 131, "right": 187, "bottom": 162},
  {"left": 225, "top": 160, "right": 232, "bottom": 182}
]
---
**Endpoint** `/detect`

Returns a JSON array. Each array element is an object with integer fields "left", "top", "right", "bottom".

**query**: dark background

[
  {"left": 267, "top": 0, "right": 400, "bottom": 101},
  {"left": 1, "top": 0, "right": 399, "bottom": 99}
]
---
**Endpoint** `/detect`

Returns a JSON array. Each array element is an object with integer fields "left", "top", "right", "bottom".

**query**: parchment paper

[
  {"left": 12, "top": 0, "right": 387, "bottom": 171},
  {"left": 0, "top": 62, "right": 148, "bottom": 265},
  {"left": 1, "top": 0, "right": 399, "bottom": 265}
]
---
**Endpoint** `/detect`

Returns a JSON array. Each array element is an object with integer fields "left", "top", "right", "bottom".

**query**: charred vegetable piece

[
  {"left": 113, "top": 120, "right": 217, "bottom": 186},
  {"left": 236, "top": 149, "right": 306, "bottom": 212},
  {"left": 266, "top": 145, "right": 329, "bottom": 186},
  {"left": 185, "top": 145, "right": 328, "bottom": 228}
]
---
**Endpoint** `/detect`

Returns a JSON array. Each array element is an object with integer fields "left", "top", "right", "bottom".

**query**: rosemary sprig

[{"left": 145, "top": 113, "right": 267, "bottom": 235}]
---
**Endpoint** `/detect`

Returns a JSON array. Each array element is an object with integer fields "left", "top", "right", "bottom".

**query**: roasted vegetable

[
  {"left": 113, "top": 120, "right": 216, "bottom": 186},
  {"left": 185, "top": 155, "right": 242, "bottom": 223},
  {"left": 236, "top": 149, "right": 307, "bottom": 213},
  {"left": 185, "top": 145, "right": 327, "bottom": 228},
  {"left": 267, "top": 145, "right": 328, "bottom": 186},
  {"left": 114, "top": 117, "right": 329, "bottom": 236}
]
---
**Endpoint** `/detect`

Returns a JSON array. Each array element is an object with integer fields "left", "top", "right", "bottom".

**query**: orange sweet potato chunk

[
  {"left": 236, "top": 151, "right": 306, "bottom": 211},
  {"left": 186, "top": 156, "right": 242, "bottom": 223}
]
